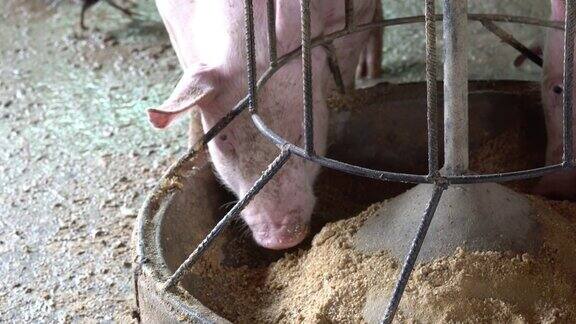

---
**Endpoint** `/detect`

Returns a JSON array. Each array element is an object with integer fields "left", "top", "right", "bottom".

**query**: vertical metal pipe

[
  {"left": 267, "top": 0, "right": 278, "bottom": 65},
  {"left": 563, "top": 0, "right": 575, "bottom": 165},
  {"left": 301, "top": 0, "right": 315, "bottom": 156},
  {"left": 425, "top": 0, "right": 439, "bottom": 176},
  {"left": 244, "top": 0, "right": 258, "bottom": 112},
  {"left": 442, "top": 0, "right": 469, "bottom": 175}
]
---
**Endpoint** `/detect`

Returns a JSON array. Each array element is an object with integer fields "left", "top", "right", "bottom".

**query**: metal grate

[{"left": 153, "top": 1, "right": 575, "bottom": 323}]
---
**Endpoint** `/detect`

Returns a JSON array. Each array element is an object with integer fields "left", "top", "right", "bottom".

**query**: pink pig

[
  {"left": 535, "top": 0, "right": 576, "bottom": 200},
  {"left": 148, "top": 0, "right": 382, "bottom": 249}
]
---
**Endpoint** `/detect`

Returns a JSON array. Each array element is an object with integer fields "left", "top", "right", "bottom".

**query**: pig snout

[
  {"left": 241, "top": 181, "right": 315, "bottom": 250},
  {"left": 249, "top": 220, "right": 310, "bottom": 250}
]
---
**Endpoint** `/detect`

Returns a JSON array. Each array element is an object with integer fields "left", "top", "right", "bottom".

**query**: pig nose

[
  {"left": 553, "top": 85, "right": 563, "bottom": 94},
  {"left": 250, "top": 222, "right": 309, "bottom": 250}
]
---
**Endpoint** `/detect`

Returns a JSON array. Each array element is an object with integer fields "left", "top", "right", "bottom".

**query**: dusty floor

[
  {"left": 0, "top": 0, "right": 184, "bottom": 321},
  {"left": 0, "top": 0, "right": 551, "bottom": 322}
]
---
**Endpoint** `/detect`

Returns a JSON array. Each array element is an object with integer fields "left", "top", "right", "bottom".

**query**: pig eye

[{"left": 553, "top": 85, "right": 563, "bottom": 94}]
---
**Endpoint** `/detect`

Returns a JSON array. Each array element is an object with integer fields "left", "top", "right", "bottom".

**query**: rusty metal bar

[
  {"left": 345, "top": 0, "right": 354, "bottom": 30},
  {"left": 301, "top": 0, "right": 315, "bottom": 155},
  {"left": 564, "top": 0, "right": 576, "bottom": 165},
  {"left": 480, "top": 19, "right": 542, "bottom": 67},
  {"left": 244, "top": 0, "right": 258, "bottom": 113},
  {"left": 425, "top": 0, "right": 440, "bottom": 176},
  {"left": 267, "top": 0, "right": 278, "bottom": 65},
  {"left": 381, "top": 184, "right": 446, "bottom": 324}
]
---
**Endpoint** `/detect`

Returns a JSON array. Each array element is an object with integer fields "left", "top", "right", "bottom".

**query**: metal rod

[
  {"left": 162, "top": 149, "right": 291, "bottom": 290},
  {"left": 252, "top": 112, "right": 568, "bottom": 185},
  {"left": 381, "top": 184, "right": 446, "bottom": 324},
  {"left": 252, "top": 113, "right": 429, "bottom": 183},
  {"left": 564, "top": 0, "right": 576, "bottom": 165},
  {"left": 480, "top": 20, "right": 542, "bottom": 67},
  {"left": 324, "top": 42, "right": 346, "bottom": 94},
  {"left": 267, "top": 0, "right": 278, "bottom": 65},
  {"left": 442, "top": 0, "right": 469, "bottom": 175},
  {"left": 244, "top": 0, "right": 258, "bottom": 113},
  {"left": 345, "top": 0, "right": 354, "bottom": 30},
  {"left": 301, "top": 0, "right": 315, "bottom": 156},
  {"left": 425, "top": 0, "right": 439, "bottom": 175},
  {"left": 446, "top": 164, "right": 564, "bottom": 184}
]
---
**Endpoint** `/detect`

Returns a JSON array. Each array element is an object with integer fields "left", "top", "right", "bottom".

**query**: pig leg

[
  {"left": 104, "top": 0, "right": 134, "bottom": 18},
  {"left": 356, "top": 1, "right": 383, "bottom": 80},
  {"left": 80, "top": 0, "right": 99, "bottom": 30},
  {"left": 80, "top": 0, "right": 134, "bottom": 30}
]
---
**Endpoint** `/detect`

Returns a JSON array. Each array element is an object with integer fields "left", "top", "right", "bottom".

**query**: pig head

[
  {"left": 148, "top": 0, "right": 381, "bottom": 249},
  {"left": 536, "top": 0, "right": 576, "bottom": 200}
]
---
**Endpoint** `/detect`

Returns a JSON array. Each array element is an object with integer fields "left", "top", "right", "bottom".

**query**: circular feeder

[{"left": 133, "top": 81, "right": 545, "bottom": 323}]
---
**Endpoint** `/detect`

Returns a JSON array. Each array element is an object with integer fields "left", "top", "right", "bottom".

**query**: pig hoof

[{"left": 251, "top": 222, "right": 309, "bottom": 250}]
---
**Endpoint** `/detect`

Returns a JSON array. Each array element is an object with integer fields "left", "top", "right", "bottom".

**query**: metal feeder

[{"left": 133, "top": 0, "right": 575, "bottom": 322}]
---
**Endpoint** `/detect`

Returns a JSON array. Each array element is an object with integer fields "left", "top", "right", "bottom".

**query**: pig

[
  {"left": 148, "top": 0, "right": 382, "bottom": 249},
  {"left": 534, "top": 0, "right": 576, "bottom": 200}
]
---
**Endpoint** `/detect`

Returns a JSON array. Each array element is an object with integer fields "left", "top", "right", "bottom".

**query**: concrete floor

[{"left": 0, "top": 0, "right": 549, "bottom": 322}]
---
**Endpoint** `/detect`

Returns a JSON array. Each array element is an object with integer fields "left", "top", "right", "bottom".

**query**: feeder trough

[{"left": 133, "top": 80, "right": 546, "bottom": 323}]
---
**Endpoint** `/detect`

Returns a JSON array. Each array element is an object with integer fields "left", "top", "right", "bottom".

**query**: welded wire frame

[{"left": 158, "top": 1, "right": 576, "bottom": 323}]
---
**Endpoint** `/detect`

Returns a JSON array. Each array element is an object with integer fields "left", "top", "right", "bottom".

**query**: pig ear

[{"left": 147, "top": 68, "right": 217, "bottom": 129}]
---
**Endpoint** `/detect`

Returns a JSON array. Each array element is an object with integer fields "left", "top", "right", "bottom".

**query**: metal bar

[
  {"left": 443, "top": 0, "right": 469, "bottom": 175},
  {"left": 480, "top": 20, "right": 542, "bottom": 67},
  {"left": 252, "top": 114, "right": 429, "bottom": 183},
  {"left": 267, "top": 0, "right": 278, "bottom": 65},
  {"left": 381, "top": 185, "right": 446, "bottom": 324},
  {"left": 324, "top": 42, "right": 346, "bottom": 94},
  {"left": 162, "top": 149, "right": 291, "bottom": 290},
  {"left": 425, "top": 0, "right": 439, "bottom": 175},
  {"left": 469, "top": 13, "right": 563, "bottom": 29},
  {"left": 345, "top": 0, "right": 354, "bottom": 30},
  {"left": 252, "top": 113, "right": 568, "bottom": 185},
  {"left": 564, "top": 0, "right": 576, "bottom": 165},
  {"left": 244, "top": 0, "right": 258, "bottom": 113},
  {"left": 446, "top": 164, "right": 565, "bottom": 184},
  {"left": 301, "top": 0, "right": 315, "bottom": 156},
  {"left": 370, "top": 14, "right": 564, "bottom": 30}
]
